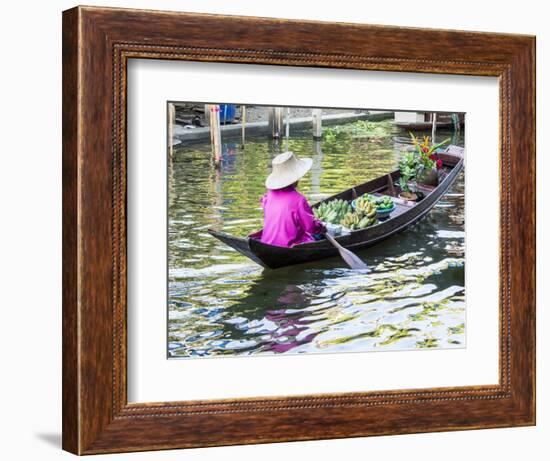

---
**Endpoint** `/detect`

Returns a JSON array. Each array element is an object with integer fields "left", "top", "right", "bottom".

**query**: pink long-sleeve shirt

[{"left": 254, "top": 185, "right": 324, "bottom": 247}]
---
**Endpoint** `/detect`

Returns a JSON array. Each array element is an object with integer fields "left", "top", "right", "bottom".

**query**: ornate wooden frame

[{"left": 62, "top": 5, "right": 536, "bottom": 455}]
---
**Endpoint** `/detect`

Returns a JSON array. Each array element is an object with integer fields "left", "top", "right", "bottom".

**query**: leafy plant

[
  {"left": 409, "top": 132, "right": 451, "bottom": 174},
  {"left": 398, "top": 176, "right": 410, "bottom": 193},
  {"left": 398, "top": 133, "right": 451, "bottom": 192},
  {"left": 398, "top": 151, "right": 419, "bottom": 193}
]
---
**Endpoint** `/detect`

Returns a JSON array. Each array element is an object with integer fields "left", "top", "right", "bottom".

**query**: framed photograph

[{"left": 62, "top": 6, "right": 536, "bottom": 455}]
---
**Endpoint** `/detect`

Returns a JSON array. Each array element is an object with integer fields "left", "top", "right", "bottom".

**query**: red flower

[
  {"left": 436, "top": 159, "right": 443, "bottom": 169},
  {"left": 422, "top": 146, "right": 429, "bottom": 153},
  {"left": 429, "top": 154, "right": 437, "bottom": 161}
]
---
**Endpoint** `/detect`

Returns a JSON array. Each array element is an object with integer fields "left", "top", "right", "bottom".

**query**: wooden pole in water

[
  {"left": 269, "top": 107, "right": 284, "bottom": 138},
  {"left": 241, "top": 105, "right": 246, "bottom": 147},
  {"left": 285, "top": 107, "right": 290, "bottom": 150},
  {"left": 431, "top": 112, "right": 437, "bottom": 142},
  {"left": 452, "top": 113, "right": 461, "bottom": 133},
  {"left": 168, "top": 103, "right": 175, "bottom": 158},
  {"left": 268, "top": 108, "right": 275, "bottom": 137},
  {"left": 276, "top": 107, "right": 283, "bottom": 139},
  {"left": 311, "top": 139, "right": 323, "bottom": 195},
  {"left": 207, "top": 104, "right": 222, "bottom": 167},
  {"left": 312, "top": 109, "right": 323, "bottom": 139}
]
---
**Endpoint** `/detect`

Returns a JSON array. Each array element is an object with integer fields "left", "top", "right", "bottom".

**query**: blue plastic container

[
  {"left": 376, "top": 203, "right": 396, "bottom": 219},
  {"left": 219, "top": 104, "right": 237, "bottom": 124}
]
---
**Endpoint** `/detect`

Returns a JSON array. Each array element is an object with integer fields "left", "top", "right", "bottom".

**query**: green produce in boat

[
  {"left": 355, "top": 197, "right": 377, "bottom": 217},
  {"left": 354, "top": 193, "right": 395, "bottom": 213},
  {"left": 313, "top": 198, "right": 352, "bottom": 224},
  {"left": 340, "top": 203, "right": 378, "bottom": 230},
  {"left": 374, "top": 195, "right": 394, "bottom": 211}
]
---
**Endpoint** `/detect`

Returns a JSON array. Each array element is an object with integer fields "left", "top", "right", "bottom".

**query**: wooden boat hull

[
  {"left": 394, "top": 121, "right": 464, "bottom": 131},
  {"left": 209, "top": 151, "right": 464, "bottom": 269}
]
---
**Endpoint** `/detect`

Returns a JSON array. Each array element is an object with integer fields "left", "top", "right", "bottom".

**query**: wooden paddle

[{"left": 324, "top": 232, "right": 368, "bottom": 270}]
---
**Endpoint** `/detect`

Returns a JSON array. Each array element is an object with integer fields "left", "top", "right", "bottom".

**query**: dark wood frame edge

[{"left": 62, "top": 5, "right": 536, "bottom": 455}]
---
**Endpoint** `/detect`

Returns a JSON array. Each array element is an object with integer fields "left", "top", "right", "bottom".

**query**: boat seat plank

[
  {"left": 391, "top": 197, "right": 416, "bottom": 208},
  {"left": 391, "top": 201, "right": 415, "bottom": 217}
]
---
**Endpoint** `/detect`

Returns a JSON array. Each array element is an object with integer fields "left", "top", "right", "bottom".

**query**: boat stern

[{"left": 207, "top": 229, "right": 269, "bottom": 268}]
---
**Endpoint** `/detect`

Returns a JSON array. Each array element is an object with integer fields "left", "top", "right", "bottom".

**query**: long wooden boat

[
  {"left": 209, "top": 149, "right": 464, "bottom": 269},
  {"left": 394, "top": 121, "right": 464, "bottom": 131}
]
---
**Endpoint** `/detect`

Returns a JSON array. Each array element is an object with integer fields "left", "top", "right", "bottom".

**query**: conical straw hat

[{"left": 265, "top": 152, "right": 313, "bottom": 190}]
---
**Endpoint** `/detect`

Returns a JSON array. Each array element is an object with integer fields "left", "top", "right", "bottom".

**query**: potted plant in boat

[
  {"left": 397, "top": 151, "right": 418, "bottom": 201},
  {"left": 410, "top": 133, "right": 450, "bottom": 187}
]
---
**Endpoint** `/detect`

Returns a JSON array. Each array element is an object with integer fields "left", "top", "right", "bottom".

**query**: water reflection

[{"left": 168, "top": 121, "right": 465, "bottom": 358}]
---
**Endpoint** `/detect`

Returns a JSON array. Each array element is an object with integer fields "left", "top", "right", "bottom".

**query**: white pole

[
  {"left": 285, "top": 107, "right": 290, "bottom": 150},
  {"left": 311, "top": 140, "right": 323, "bottom": 195},
  {"left": 431, "top": 112, "right": 437, "bottom": 143},
  {"left": 312, "top": 109, "right": 323, "bottom": 139},
  {"left": 168, "top": 103, "right": 175, "bottom": 158},
  {"left": 269, "top": 107, "right": 284, "bottom": 138},
  {"left": 241, "top": 105, "right": 246, "bottom": 147}
]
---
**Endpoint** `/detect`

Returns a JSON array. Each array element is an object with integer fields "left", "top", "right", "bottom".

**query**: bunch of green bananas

[
  {"left": 340, "top": 211, "right": 361, "bottom": 230},
  {"left": 340, "top": 210, "right": 377, "bottom": 230},
  {"left": 339, "top": 195, "right": 379, "bottom": 231},
  {"left": 354, "top": 196, "right": 377, "bottom": 218},
  {"left": 357, "top": 212, "right": 378, "bottom": 228},
  {"left": 313, "top": 199, "right": 352, "bottom": 224}
]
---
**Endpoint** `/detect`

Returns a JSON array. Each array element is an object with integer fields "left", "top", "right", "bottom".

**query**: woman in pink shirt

[{"left": 254, "top": 152, "right": 325, "bottom": 248}]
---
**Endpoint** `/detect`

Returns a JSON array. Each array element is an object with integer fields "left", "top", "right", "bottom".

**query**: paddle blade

[
  {"left": 324, "top": 233, "right": 368, "bottom": 270},
  {"left": 338, "top": 247, "right": 369, "bottom": 270}
]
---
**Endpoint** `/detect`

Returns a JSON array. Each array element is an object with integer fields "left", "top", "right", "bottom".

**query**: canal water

[{"left": 168, "top": 120, "right": 465, "bottom": 358}]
